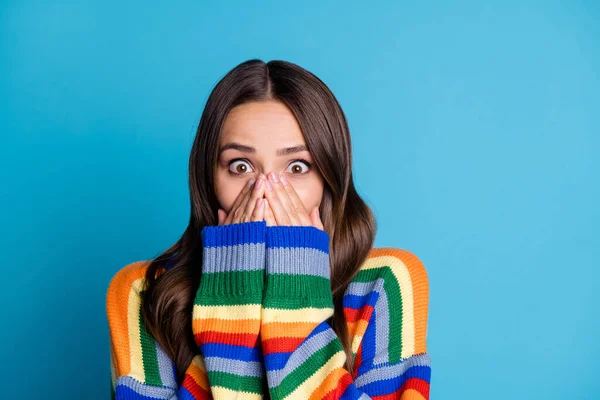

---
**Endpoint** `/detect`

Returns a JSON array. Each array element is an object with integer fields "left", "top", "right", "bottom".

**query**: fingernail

[
  {"left": 265, "top": 179, "right": 273, "bottom": 190},
  {"left": 269, "top": 172, "right": 279, "bottom": 182},
  {"left": 247, "top": 178, "right": 255, "bottom": 187},
  {"left": 256, "top": 177, "right": 263, "bottom": 189},
  {"left": 279, "top": 174, "right": 288, "bottom": 185}
]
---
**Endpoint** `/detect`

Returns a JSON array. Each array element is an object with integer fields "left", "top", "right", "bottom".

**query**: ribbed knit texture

[{"left": 106, "top": 221, "right": 431, "bottom": 399}]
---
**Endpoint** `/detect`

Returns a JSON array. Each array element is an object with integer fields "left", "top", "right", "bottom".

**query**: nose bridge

[{"left": 255, "top": 157, "right": 281, "bottom": 177}]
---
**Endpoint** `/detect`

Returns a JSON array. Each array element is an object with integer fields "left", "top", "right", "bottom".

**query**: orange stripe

[
  {"left": 345, "top": 317, "right": 370, "bottom": 339},
  {"left": 192, "top": 317, "right": 260, "bottom": 334},
  {"left": 106, "top": 261, "right": 150, "bottom": 377},
  {"left": 185, "top": 356, "right": 211, "bottom": 391},
  {"left": 368, "top": 248, "right": 429, "bottom": 354},
  {"left": 399, "top": 388, "right": 427, "bottom": 400},
  {"left": 260, "top": 320, "right": 318, "bottom": 340}
]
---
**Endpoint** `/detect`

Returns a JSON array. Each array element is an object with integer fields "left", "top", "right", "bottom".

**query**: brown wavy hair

[{"left": 141, "top": 59, "right": 377, "bottom": 385}]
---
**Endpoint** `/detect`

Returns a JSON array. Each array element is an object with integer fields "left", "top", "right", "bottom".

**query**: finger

[
  {"left": 231, "top": 178, "right": 257, "bottom": 224},
  {"left": 264, "top": 175, "right": 292, "bottom": 226},
  {"left": 224, "top": 177, "right": 256, "bottom": 225},
  {"left": 268, "top": 173, "right": 302, "bottom": 225},
  {"left": 251, "top": 197, "right": 265, "bottom": 222},
  {"left": 278, "top": 174, "right": 312, "bottom": 226},
  {"left": 263, "top": 198, "right": 277, "bottom": 227},
  {"left": 243, "top": 175, "right": 266, "bottom": 222},
  {"left": 218, "top": 208, "right": 227, "bottom": 226}
]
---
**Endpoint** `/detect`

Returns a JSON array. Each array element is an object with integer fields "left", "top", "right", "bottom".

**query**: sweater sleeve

[
  {"left": 259, "top": 226, "right": 431, "bottom": 399},
  {"left": 106, "top": 261, "right": 211, "bottom": 400},
  {"left": 106, "top": 220, "right": 268, "bottom": 399},
  {"left": 191, "top": 220, "right": 268, "bottom": 397}
]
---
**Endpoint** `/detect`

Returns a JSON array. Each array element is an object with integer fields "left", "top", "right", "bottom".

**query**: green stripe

[
  {"left": 138, "top": 293, "right": 163, "bottom": 386},
  {"left": 195, "top": 269, "right": 264, "bottom": 304},
  {"left": 262, "top": 295, "right": 333, "bottom": 310},
  {"left": 352, "top": 266, "right": 403, "bottom": 363},
  {"left": 195, "top": 292, "right": 263, "bottom": 306},
  {"left": 207, "top": 371, "right": 263, "bottom": 394},
  {"left": 274, "top": 337, "right": 343, "bottom": 399},
  {"left": 263, "top": 273, "right": 333, "bottom": 309}
]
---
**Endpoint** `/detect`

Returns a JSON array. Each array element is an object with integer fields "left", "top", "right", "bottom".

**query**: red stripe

[
  {"left": 323, "top": 372, "right": 353, "bottom": 399},
  {"left": 344, "top": 305, "right": 374, "bottom": 323},
  {"left": 352, "top": 342, "right": 363, "bottom": 377},
  {"left": 194, "top": 331, "right": 258, "bottom": 348},
  {"left": 261, "top": 335, "right": 304, "bottom": 354},
  {"left": 180, "top": 373, "right": 212, "bottom": 399}
]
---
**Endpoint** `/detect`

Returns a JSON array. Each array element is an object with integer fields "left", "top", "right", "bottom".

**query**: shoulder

[
  {"left": 106, "top": 261, "right": 152, "bottom": 347},
  {"left": 106, "top": 260, "right": 152, "bottom": 307},
  {"left": 349, "top": 247, "right": 430, "bottom": 357},
  {"left": 361, "top": 247, "right": 429, "bottom": 296},
  {"left": 106, "top": 261, "right": 180, "bottom": 392},
  {"left": 352, "top": 247, "right": 429, "bottom": 299}
]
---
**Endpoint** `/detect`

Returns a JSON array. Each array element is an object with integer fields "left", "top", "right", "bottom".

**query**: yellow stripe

[
  {"left": 362, "top": 255, "right": 415, "bottom": 359},
  {"left": 127, "top": 277, "right": 145, "bottom": 383},
  {"left": 211, "top": 386, "right": 263, "bottom": 400},
  {"left": 262, "top": 306, "right": 333, "bottom": 323},
  {"left": 351, "top": 334, "right": 363, "bottom": 354},
  {"left": 192, "top": 303, "right": 261, "bottom": 320},
  {"left": 282, "top": 349, "right": 347, "bottom": 400}
]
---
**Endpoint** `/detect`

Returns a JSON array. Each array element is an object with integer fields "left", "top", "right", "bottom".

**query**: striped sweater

[{"left": 106, "top": 220, "right": 431, "bottom": 399}]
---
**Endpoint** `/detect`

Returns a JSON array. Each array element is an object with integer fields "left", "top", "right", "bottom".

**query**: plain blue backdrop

[{"left": 1, "top": 1, "right": 598, "bottom": 399}]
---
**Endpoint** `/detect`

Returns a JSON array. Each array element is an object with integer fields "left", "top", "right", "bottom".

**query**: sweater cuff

[
  {"left": 198, "top": 220, "right": 267, "bottom": 296},
  {"left": 263, "top": 225, "right": 333, "bottom": 307}
]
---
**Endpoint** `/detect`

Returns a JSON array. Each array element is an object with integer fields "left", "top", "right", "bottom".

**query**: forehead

[{"left": 221, "top": 101, "right": 305, "bottom": 146}]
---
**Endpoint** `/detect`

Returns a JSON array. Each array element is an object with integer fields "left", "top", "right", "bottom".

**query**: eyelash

[{"left": 227, "top": 158, "right": 313, "bottom": 175}]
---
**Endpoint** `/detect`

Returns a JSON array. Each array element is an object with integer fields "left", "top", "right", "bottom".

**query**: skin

[{"left": 214, "top": 100, "right": 325, "bottom": 230}]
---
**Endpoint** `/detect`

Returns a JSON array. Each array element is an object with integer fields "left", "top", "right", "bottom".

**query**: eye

[
  {"left": 228, "top": 159, "right": 254, "bottom": 175},
  {"left": 286, "top": 159, "right": 312, "bottom": 175}
]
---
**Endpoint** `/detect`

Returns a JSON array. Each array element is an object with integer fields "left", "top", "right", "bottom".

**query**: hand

[
  {"left": 217, "top": 176, "right": 267, "bottom": 226},
  {"left": 262, "top": 172, "right": 324, "bottom": 230}
]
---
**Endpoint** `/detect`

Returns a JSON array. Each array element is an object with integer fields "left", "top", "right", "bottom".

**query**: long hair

[{"left": 141, "top": 59, "right": 377, "bottom": 385}]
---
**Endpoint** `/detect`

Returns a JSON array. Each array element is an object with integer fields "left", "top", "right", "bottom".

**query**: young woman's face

[{"left": 215, "top": 100, "right": 324, "bottom": 217}]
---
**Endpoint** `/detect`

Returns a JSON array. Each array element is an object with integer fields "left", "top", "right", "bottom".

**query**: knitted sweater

[{"left": 106, "top": 221, "right": 431, "bottom": 399}]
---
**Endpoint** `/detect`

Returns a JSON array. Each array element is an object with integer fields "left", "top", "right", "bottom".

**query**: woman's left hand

[{"left": 260, "top": 172, "right": 324, "bottom": 231}]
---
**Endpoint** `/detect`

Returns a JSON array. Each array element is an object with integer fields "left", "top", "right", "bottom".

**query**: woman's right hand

[{"left": 218, "top": 174, "right": 267, "bottom": 226}]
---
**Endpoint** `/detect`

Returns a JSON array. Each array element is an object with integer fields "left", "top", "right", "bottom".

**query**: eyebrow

[{"left": 218, "top": 142, "right": 309, "bottom": 157}]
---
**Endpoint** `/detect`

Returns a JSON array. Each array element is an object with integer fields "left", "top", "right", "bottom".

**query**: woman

[{"left": 106, "top": 59, "right": 431, "bottom": 399}]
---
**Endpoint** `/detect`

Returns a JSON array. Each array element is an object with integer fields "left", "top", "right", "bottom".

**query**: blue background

[{"left": 1, "top": 1, "right": 598, "bottom": 399}]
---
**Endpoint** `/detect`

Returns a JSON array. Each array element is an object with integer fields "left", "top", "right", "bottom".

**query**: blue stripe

[
  {"left": 200, "top": 342, "right": 262, "bottom": 362},
  {"left": 115, "top": 385, "right": 170, "bottom": 399},
  {"left": 177, "top": 386, "right": 198, "bottom": 400},
  {"left": 263, "top": 351, "right": 293, "bottom": 370},
  {"left": 359, "top": 306, "right": 377, "bottom": 367},
  {"left": 201, "top": 221, "right": 267, "bottom": 247},
  {"left": 339, "top": 384, "right": 365, "bottom": 400},
  {"left": 355, "top": 364, "right": 431, "bottom": 395},
  {"left": 343, "top": 292, "right": 379, "bottom": 310},
  {"left": 265, "top": 225, "right": 329, "bottom": 253}
]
